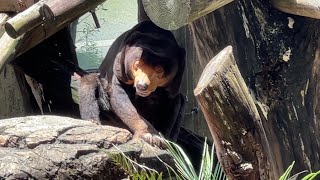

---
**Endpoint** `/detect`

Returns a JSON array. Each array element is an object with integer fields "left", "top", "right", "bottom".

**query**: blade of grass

[{"left": 280, "top": 161, "right": 295, "bottom": 180}]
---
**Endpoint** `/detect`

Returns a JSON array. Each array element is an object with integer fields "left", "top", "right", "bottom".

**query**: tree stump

[
  {"left": 194, "top": 46, "right": 275, "bottom": 179},
  {"left": 188, "top": 0, "right": 320, "bottom": 179}
]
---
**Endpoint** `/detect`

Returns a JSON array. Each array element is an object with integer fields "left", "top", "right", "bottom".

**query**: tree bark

[
  {"left": 194, "top": 46, "right": 276, "bottom": 179},
  {"left": 142, "top": 0, "right": 234, "bottom": 30},
  {"left": 188, "top": 0, "right": 319, "bottom": 179}
]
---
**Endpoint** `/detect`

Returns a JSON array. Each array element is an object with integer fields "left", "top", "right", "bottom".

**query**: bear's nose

[{"left": 136, "top": 82, "right": 148, "bottom": 91}]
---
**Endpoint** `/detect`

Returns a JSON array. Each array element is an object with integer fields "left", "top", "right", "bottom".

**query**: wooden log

[
  {"left": 0, "top": 33, "right": 24, "bottom": 73},
  {"left": 5, "top": 1, "right": 52, "bottom": 39},
  {"left": 142, "top": 0, "right": 234, "bottom": 30},
  {"left": 0, "top": 0, "right": 35, "bottom": 12},
  {"left": 271, "top": 0, "right": 320, "bottom": 19},
  {"left": 0, "top": 13, "right": 10, "bottom": 36},
  {"left": 15, "top": 0, "right": 106, "bottom": 56},
  {"left": 194, "top": 46, "right": 277, "bottom": 179},
  {"left": 0, "top": 13, "right": 24, "bottom": 73},
  {"left": 0, "top": 0, "right": 106, "bottom": 73}
]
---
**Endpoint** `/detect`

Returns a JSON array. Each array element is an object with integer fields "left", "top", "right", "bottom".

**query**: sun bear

[{"left": 79, "top": 21, "right": 186, "bottom": 147}]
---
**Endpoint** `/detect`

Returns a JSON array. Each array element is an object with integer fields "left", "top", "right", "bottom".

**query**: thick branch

[
  {"left": 194, "top": 46, "right": 278, "bottom": 179},
  {"left": 142, "top": 0, "right": 234, "bottom": 30}
]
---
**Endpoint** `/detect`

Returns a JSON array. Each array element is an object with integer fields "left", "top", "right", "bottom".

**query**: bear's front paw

[{"left": 133, "top": 130, "right": 165, "bottom": 148}]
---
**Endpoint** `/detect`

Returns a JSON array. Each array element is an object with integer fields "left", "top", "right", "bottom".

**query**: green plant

[
  {"left": 280, "top": 161, "right": 320, "bottom": 180},
  {"left": 110, "top": 145, "right": 163, "bottom": 180},
  {"left": 163, "top": 138, "right": 225, "bottom": 180},
  {"left": 110, "top": 138, "right": 226, "bottom": 180}
]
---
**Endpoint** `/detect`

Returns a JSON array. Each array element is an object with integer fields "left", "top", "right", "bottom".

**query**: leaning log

[
  {"left": 142, "top": 0, "right": 234, "bottom": 30},
  {"left": 0, "top": 14, "right": 24, "bottom": 73},
  {"left": 271, "top": 0, "right": 320, "bottom": 19},
  {"left": 194, "top": 46, "right": 277, "bottom": 179}
]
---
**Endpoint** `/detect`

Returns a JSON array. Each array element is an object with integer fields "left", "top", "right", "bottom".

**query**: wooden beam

[
  {"left": 0, "top": 0, "right": 106, "bottom": 74},
  {"left": 194, "top": 46, "right": 276, "bottom": 179},
  {"left": 0, "top": 0, "right": 35, "bottom": 12},
  {"left": 5, "top": 1, "right": 52, "bottom": 39},
  {"left": 14, "top": 0, "right": 105, "bottom": 57},
  {"left": 142, "top": 0, "right": 234, "bottom": 30},
  {"left": 272, "top": 0, "right": 320, "bottom": 19}
]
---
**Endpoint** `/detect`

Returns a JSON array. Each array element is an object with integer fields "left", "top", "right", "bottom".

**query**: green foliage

[
  {"left": 280, "top": 161, "right": 320, "bottom": 180},
  {"left": 163, "top": 138, "right": 225, "bottom": 180},
  {"left": 110, "top": 145, "right": 162, "bottom": 180},
  {"left": 110, "top": 138, "right": 226, "bottom": 180}
]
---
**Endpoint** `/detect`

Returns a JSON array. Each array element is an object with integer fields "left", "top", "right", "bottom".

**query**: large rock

[{"left": 0, "top": 115, "right": 173, "bottom": 179}]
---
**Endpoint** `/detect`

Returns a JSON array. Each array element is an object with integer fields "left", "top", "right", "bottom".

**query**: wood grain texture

[
  {"left": 272, "top": 0, "right": 320, "bottom": 19},
  {"left": 195, "top": 46, "right": 276, "bottom": 179},
  {"left": 142, "top": 0, "right": 233, "bottom": 30},
  {"left": 186, "top": 0, "right": 320, "bottom": 178},
  {"left": 5, "top": 1, "right": 51, "bottom": 38}
]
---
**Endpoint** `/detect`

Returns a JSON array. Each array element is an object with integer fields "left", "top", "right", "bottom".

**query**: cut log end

[
  {"left": 194, "top": 45, "right": 233, "bottom": 96},
  {"left": 272, "top": 0, "right": 320, "bottom": 19},
  {"left": 142, "top": 0, "right": 234, "bottom": 30}
]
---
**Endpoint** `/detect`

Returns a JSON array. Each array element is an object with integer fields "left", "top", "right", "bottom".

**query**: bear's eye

[{"left": 155, "top": 66, "right": 164, "bottom": 74}]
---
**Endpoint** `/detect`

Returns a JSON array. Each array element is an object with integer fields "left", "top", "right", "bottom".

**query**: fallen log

[
  {"left": 271, "top": 0, "right": 320, "bottom": 19},
  {"left": 142, "top": 0, "right": 234, "bottom": 30},
  {"left": 194, "top": 46, "right": 277, "bottom": 179}
]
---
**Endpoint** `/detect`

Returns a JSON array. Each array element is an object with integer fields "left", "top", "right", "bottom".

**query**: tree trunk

[
  {"left": 189, "top": 0, "right": 319, "bottom": 179},
  {"left": 194, "top": 46, "right": 272, "bottom": 179}
]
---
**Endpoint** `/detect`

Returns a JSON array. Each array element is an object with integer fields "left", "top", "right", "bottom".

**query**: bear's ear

[{"left": 166, "top": 47, "right": 186, "bottom": 98}]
